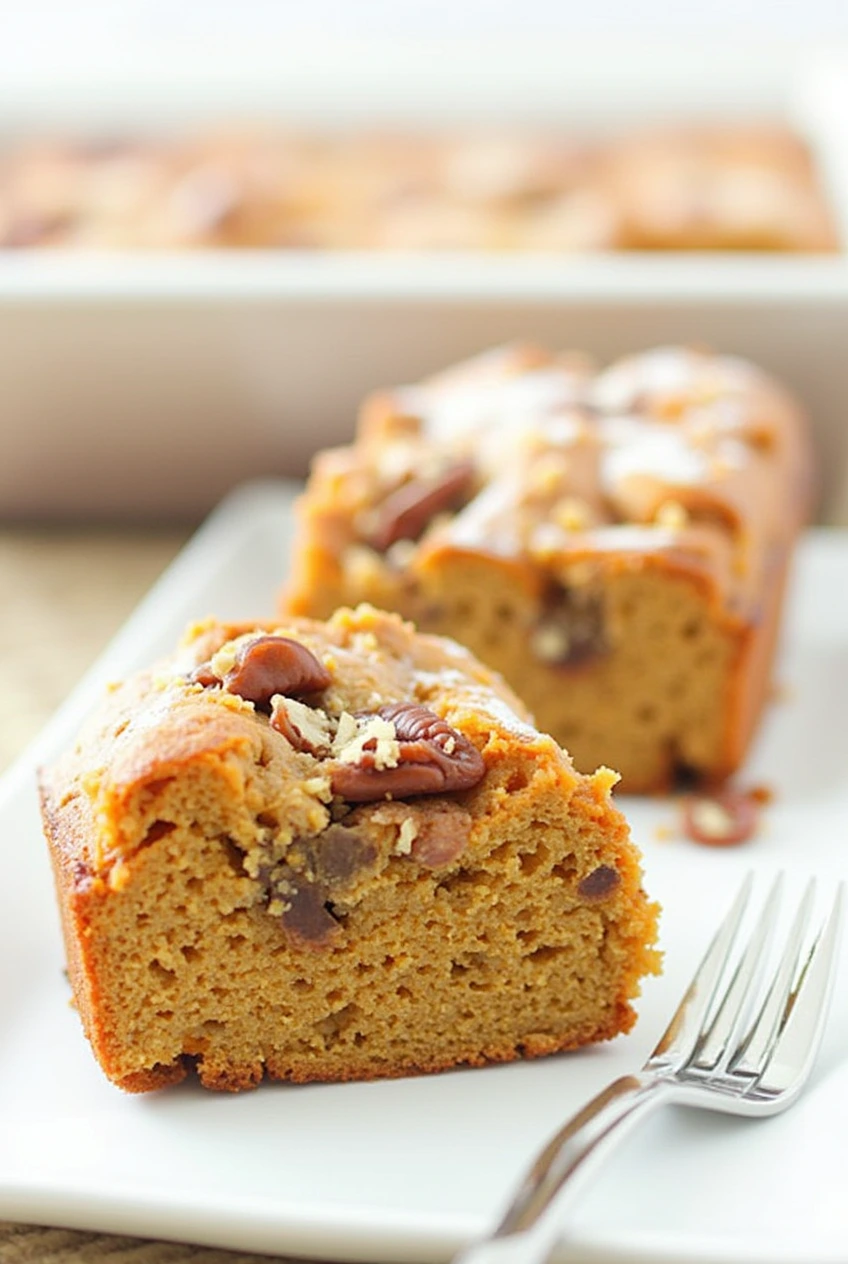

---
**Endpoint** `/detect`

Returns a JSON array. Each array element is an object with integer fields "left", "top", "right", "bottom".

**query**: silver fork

[{"left": 453, "top": 871, "right": 844, "bottom": 1264}]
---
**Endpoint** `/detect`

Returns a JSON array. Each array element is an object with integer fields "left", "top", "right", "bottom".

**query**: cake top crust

[
  {"left": 45, "top": 606, "right": 579, "bottom": 885},
  {"left": 306, "top": 344, "right": 812, "bottom": 619}
]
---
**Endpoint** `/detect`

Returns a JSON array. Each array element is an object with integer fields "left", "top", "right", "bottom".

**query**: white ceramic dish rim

[{"left": 1, "top": 253, "right": 848, "bottom": 303}]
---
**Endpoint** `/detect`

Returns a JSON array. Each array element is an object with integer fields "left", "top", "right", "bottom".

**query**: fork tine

[
  {"left": 729, "top": 878, "right": 816, "bottom": 1079},
  {"left": 745, "top": 882, "right": 845, "bottom": 1110},
  {"left": 689, "top": 872, "right": 784, "bottom": 1073},
  {"left": 647, "top": 870, "right": 754, "bottom": 1071}
]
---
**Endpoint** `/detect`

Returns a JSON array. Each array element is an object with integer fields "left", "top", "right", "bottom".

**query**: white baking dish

[{"left": 2, "top": 41, "right": 848, "bottom": 524}]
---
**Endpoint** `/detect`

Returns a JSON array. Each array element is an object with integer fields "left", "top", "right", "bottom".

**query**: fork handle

[{"left": 453, "top": 1071, "right": 673, "bottom": 1264}]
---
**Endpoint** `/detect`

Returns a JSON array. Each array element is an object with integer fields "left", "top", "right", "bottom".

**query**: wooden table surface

[{"left": 0, "top": 527, "right": 313, "bottom": 1264}]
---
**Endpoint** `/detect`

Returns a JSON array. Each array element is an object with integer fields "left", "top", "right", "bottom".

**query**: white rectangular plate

[{"left": 2, "top": 479, "right": 847, "bottom": 1264}]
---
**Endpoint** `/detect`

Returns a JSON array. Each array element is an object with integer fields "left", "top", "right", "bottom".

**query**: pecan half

[
  {"left": 330, "top": 702, "right": 485, "bottom": 802},
  {"left": 194, "top": 635, "right": 331, "bottom": 709},
  {"left": 681, "top": 788, "right": 760, "bottom": 847},
  {"left": 366, "top": 461, "right": 474, "bottom": 553}
]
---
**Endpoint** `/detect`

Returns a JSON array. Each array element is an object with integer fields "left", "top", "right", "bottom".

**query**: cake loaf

[
  {"left": 39, "top": 606, "right": 659, "bottom": 1092},
  {"left": 285, "top": 345, "right": 813, "bottom": 791}
]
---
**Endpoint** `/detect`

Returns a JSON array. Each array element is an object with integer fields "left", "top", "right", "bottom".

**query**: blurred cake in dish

[
  {"left": 284, "top": 345, "right": 813, "bottom": 791},
  {"left": 602, "top": 126, "right": 837, "bottom": 252},
  {"left": 0, "top": 124, "right": 836, "bottom": 252},
  {"left": 39, "top": 606, "right": 660, "bottom": 1092}
]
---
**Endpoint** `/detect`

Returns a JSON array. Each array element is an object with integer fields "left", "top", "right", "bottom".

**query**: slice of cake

[
  {"left": 284, "top": 345, "right": 813, "bottom": 791},
  {"left": 39, "top": 606, "right": 659, "bottom": 1092}
]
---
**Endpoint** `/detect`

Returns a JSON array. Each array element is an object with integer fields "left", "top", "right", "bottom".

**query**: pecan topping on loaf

[
  {"left": 264, "top": 687, "right": 486, "bottom": 805},
  {"left": 194, "top": 635, "right": 331, "bottom": 709},
  {"left": 330, "top": 702, "right": 485, "bottom": 802},
  {"left": 365, "top": 460, "right": 475, "bottom": 552}
]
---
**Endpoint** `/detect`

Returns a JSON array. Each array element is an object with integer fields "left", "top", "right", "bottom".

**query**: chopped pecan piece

[
  {"left": 366, "top": 460, "right": 474, "bottom": 552},
  {"left": 269, "top": 696, "right": 333, "bottom": 755},
  {"left": 257, "top": 824, "right": 379, "bottom": 947},
  {"left": 189, "top": 663, "right": 222, "bottom": 687},
  {"left": 410, "top": 808, "right": 473, "bottom": 867},
  {"left": 531, "top": 583, "right": 609, "bottom": 668},
  {"left": 577, "top": 865, "right": 621, "bottom": 899},
  {"left": 278, "top": 872, "right": 340, "bottom": 946},
  {"left": 682, "top": 788, "right": 760, "bottom": 846},
  {"left": 194, "top": 636, "right": 331, "bottom": 709},
  {"left": 330, "top": 702, "right": 485, "bottom": 802},
  {"left": 296, "top": 824, "right": 379, "bottom": 885},
  {"left": 253, "top": 857, "right": 339, "bottom": 947}
]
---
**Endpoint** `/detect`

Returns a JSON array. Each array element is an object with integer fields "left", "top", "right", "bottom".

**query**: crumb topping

[
  {"left": 654, "top": 499, "right": 690, "bottom": 530},
  {"left": 209, "top": 635, "right": 250, "bottom": 680},
  {"left": 334, "top": 714, "right": 401, "bottom": 770},
  {"left": 396, "top": 817, "right": 419, "bottom": 855}
]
